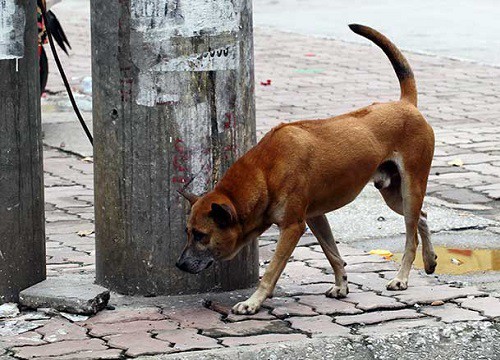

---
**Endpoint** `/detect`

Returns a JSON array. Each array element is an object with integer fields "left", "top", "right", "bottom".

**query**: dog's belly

[{"left": 306, "top": 179, "right": 369, "bottom": 217}]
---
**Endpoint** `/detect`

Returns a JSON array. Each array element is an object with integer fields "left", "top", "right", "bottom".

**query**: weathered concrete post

[
  {"left": 0, "top": 1, "right": 46, "bottom": 303},
  {"left": 91, "top": 0, "right": 258, "bottom": 295}
]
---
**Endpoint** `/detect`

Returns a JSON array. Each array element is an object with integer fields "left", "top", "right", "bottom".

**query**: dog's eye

[{"left": 192, "top": 230, "right": 206, "bottom": 242}]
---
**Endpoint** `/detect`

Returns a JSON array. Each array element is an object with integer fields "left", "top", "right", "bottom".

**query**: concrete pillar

[
  {"left": 0, "top": 0, "right": 46, "bottom": 303},
  {"left": 91, "top": 0, "right": 258, "bottom": 295}
]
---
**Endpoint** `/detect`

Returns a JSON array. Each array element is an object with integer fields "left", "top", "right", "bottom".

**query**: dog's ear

[
  {"left": 210, "top": 203, "right": 237, "bottom": 228},
  {"left": 177, "top": 190, "right": 199, "bottom": 206}
]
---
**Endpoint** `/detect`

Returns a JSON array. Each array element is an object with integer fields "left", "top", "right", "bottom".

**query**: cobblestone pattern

[
  {"left": 43, "top": 2, "right": 500, "bottom": 218},
  {"left": 2, "top": 229, "right": 499, "bottom": 358}
]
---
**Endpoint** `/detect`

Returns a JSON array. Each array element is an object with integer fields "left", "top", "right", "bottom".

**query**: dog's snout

[
  {"left": 176, "top": 260, "right": 186, "bottom": 271},
  {"left": 176, "top": 244, "right": 215, "bottom": 274}
]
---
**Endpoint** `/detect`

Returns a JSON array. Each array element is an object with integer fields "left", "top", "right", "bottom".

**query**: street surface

[{"left": 254, "top": 0, "right": 500, "bottom": 65}]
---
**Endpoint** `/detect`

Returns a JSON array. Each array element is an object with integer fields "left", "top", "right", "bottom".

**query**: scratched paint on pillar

[
  {"left": 172, "top": 102, "right": 213, "bottom": 195},
  {"left": 136, "top": 72, "right": 181, "bottom": 107},
  {"left": 152, "top": 44, "right": 238, "bottom": 72},
  {"left": 0, "top": 0, "right": 25, "bottom": 59},
  {"left": 130, "top": 0, "right": 241, "bottom": 107},
  {"left": 130, "top": 0, "right": 239, "bottom": 36}
]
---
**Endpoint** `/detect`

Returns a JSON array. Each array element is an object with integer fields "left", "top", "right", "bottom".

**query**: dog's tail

[{"left": 349, "top": 24, "right": 417, "bottom": 107}]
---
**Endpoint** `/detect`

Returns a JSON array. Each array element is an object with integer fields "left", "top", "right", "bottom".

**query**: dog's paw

[
  {"left": 325, "top": 285, "right": 349, "bottom": 299},
  {"left": 424, "top": 254, "right": 438, "bottom": 275},
  {"left": 386, "top": 278, "right": 408, "bottom": 291},
  {"left": 232, "top": 300, "right": 261, "bottom": 315}
]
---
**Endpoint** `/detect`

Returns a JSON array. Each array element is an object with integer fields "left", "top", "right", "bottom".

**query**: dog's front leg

[{"left": 232, "top": 221, "right": 305, "bottom": 315}]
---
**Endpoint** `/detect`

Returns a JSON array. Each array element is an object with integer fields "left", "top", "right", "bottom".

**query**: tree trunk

[{"left": 91, "top": 0, "right": 258, "bottom": 295}]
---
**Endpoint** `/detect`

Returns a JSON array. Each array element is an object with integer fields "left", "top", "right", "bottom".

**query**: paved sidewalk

[
  {"left": 1, "top": 1, "right": 500, "bottom": 359},
  {"left": 43, "top": 1, "right": 500, "bottom": 219},
  {"left": 2, "top": 175, "right": 500, "bottom": 359}
]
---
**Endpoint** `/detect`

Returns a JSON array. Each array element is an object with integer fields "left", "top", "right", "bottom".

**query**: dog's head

[{"left": 176, "top": 190, "right": 242, "bottom": 274}]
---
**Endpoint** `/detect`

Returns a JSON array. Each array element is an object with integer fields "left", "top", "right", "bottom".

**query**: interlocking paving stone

[
  {"left": 435, "top": 188, "right": 492, "bottom": 204},
  {"left": 47, "top": 233, "right": 96, "bottom": 246},
  {"left": 311, "top": 244, "right": 367, "bottom": 257},
  {"left": 357, "top": 318, "right": 440, "bottom": 337},
  {"left": 259, "top": 244, "right": 276, "bottom": 262},
  {"left": 381, "top": 285, "right": 486, "bottom": 305},
  {"left": 45, "top": 211, "right": 81, "bottom": 223},
  {"left": 335, "top": 309, "right": 424, "bottom": 326},
  {"left": 347, "top": 272, "right": 390, "bottom": 292},
  {"left": 87, "top": 319, "right": 178, "bottom": 337},
  {"left": 82, "top": 307, "right": 166, "bottom": 325},
  {"left": 454, "top": 296, "right": 500, "bottom": 318},
  {"left": 420, "top": 303, "right": 486, "bottom": 323},
  {"left": 202, "top": 320, "right": 293, "bottom": 337},
  {"left": 0, "top": 332, "right": 45, "bottom": 347},
  {"left": 35, "top": 318, "right": 88, "bottom": 342},
  {"left": 45, "top": 220, "right": 93, "bottom": 233},
  {"left": 344, "top": 255, "right": 388, "bottom": 265},
  {"left": 297, "top": 295, "right": 363, "bottom": 315},
  {"left": 308, "top": 255, "right": 389, "bottom": 273},
  {"left": 344, "top": 262, "right": 398, "bottom": 273},
  {"left": 52, "top": 349, "right": 123, "bottom": 360},
  {"left": 265, "top": 297, "right": 318, "bottom": 318},
  {"left": 225, "top": 310, "right": 277, "bottom": 322},
  {"left": 46, "top": 248, "right": 93, "bottom": 265},
  {"left": 291, "top": 247, "right": 326, "bottom": 261},
  {"left": 0, "top": 319, "right": 48, "bottom": 337},
  {"left": 155, "top": 328, "right": 221, "bottom": 351},
  {"left": 340, "top": 291, "right": 406, "bottom": 311},
  {"left": 305, "top": 259, "right": 331, "bottom": 270},
  {"left": 281, "top": 262, "right": 333, "bottom": 284},
  {"left": 166, "top": 307, "right": 223, "bottom": 330},
  {"left": 11, "top": 339, "right": 108, "bottom": 359},
  {"left": 220, "top": 333, "right": 308, "bottom": 347},
  {"left": 0, "top": 354, "right": 13, "bottom": 360},
  {"left": 296, "top": 236, "right": 319, "bottom": 247},
  {"left": 288, "top": 315, "right": 351, "bottom": 337},
  {"left": 276, "top": 282, "right": 337, "bottom": 296},
  {"left": 105, "top": 332, "right": 175, "bottom": 357}
]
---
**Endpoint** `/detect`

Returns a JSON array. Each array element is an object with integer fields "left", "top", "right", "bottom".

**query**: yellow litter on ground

[
  {"left": 447, "top": 159, "right": 464, "bottom": 167},
  {"left": 369, "top": 249, "right": 393, "bottom": 260}
]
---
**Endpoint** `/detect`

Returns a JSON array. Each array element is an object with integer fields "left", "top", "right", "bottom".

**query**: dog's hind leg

[
  {"left": 307, "top": 215, "right": 349, "bottom": 298},
  {"left": 418, "top": 210, "right": 437, "bottom": 274},
  {"left": 379, "top": 165, "right": 436, "bottom": 289},
  {"left": 384, "top": 171, "right": 429, "bottom": 290}
]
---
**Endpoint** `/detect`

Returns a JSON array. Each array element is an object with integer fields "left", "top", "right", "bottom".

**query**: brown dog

[{"left": 177, "top": 24, "right": 436, "bottom": 315}]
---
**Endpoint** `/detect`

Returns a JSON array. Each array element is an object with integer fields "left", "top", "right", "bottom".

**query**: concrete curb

[{"left": 139, "top": 321, "right": 500, "bottom": 360}]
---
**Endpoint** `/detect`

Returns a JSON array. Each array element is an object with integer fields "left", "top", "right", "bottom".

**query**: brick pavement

[
  {"left": 44, "top": 7, "right": 500, "bottom": 219},
  {"left": 2, "top": 206, "right": 500, "bottom": 359},
  {"left": 2, "top": 1, "right": 500, "bottom": 359}
]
